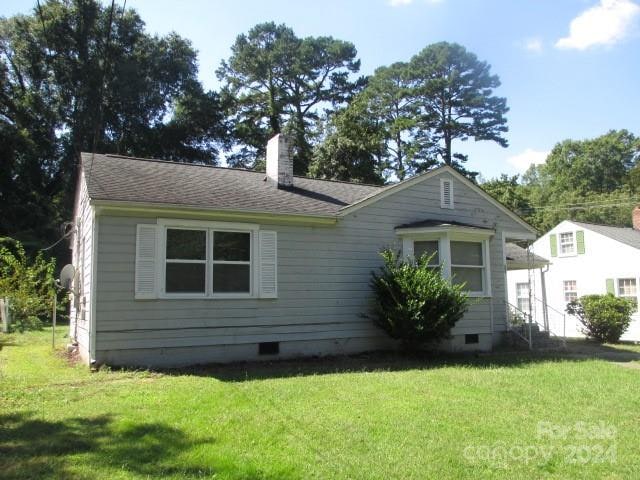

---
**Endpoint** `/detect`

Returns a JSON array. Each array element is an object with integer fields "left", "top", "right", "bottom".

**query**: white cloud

[
  {"left": 555, "top": 0, "right": 640, "bottom": 50},
  {"left": 524, "top": 37, "right": 543, "bottom": 53},
  {"left": 507, "top": 149, "right": 550, "bottom": 172}
]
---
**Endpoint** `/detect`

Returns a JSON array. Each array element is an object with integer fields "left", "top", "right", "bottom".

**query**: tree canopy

[
  {"left": 0, "top": 0, "right": 225, "bottom": 254},
  {"left": 481, "top": 130, "right": 640, "bottom": 232},
  {"left": 312, "top": 42, "right": 509, "bottom": 182},
  {"left": 217, "top": 22, "right": 361, "bottom": 173}
]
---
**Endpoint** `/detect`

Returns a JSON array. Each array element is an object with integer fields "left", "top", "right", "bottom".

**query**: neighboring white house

[
  {"left": 69, "top": 134, "right": 537, "bottom": 367},
  {"left": 507, "top": 218, "right": 640, "bottom": 342}
]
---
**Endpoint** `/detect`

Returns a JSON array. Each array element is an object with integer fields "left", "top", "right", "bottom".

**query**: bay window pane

[
  {"left": 213, "top": 232, "right": 251, "bottom": 261},
  {"left": 166, "top": 263, "right": 206, "bottom": 293},
  {"left": 414, "top": 240, "right": 439, "bottom": 265},
  {"left": 451, "top": 241, "right": 483, "bottom": 266},
  {"left": 452, "top": 267, "right": 483, "bottom": 291},
  {"left": 166, "top": 229, "right": 206, "bottom": 260},
  {"left": 212, "top": 264, "right": 250, "bottom": 293}
]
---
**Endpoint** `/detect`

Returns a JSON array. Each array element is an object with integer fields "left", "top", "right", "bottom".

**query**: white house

[
  {"left": 69, "top": 135, "right": 537, "bottom": 367},
  {"left": 507, "top": 217, "right": 640, "bottom": 342}
]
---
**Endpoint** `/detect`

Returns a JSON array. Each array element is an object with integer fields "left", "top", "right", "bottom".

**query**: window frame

[
  {"left": 563, "top": 280, "right": 578, "bottom": 303},
  {"left": 559, "top": 231, "right": 576, "bottom": 257},
  {"left": 400, "top": 229, "right": 492, "bottom": 298},
  {"left": 617, "top": 277, "right": 638, "bottom": 310},
  {"left": 450, "top": 239, "right": 487, "bottom": 295},
  {"left": 515, "top": 282, "right": 531, "bottom": 315},
  {"left": 157, "top": 219, "right": 259, "bottom": 300}
]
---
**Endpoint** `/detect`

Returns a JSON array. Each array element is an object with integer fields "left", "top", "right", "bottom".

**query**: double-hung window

[
  {"left": 618, "top": 278, "right": 638, "bottom": 310},
  {"left": 165, "top": 229, "right": 207, "bottom": 294},
  {"left": 212, "top": 231, "right": 251, "bottom": 293},
  {"left": 450, "top": 241, "right": 485, "bottom": 294},
  {"left": 563, "top": 280, "right": 577, "bottom": 303},
  {"left": 163, "top": 225, "right": 253, "bottom": 297},
  {"left": 516, "top": 282, "right": 531, "bottom": 315},
  {"left": 559, "top": 232, "right": 575, "bottom": 255},
  {"left": 414, "top": 240, "right": 440, "bottom": 268}
]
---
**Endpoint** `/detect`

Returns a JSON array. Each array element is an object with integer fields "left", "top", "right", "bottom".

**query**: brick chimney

[
  {"left": 266, "top": 134, "right": 293, "bottom": 189},
  {"left": 633, "top": 205, "right": 640, "bottom": 231}
]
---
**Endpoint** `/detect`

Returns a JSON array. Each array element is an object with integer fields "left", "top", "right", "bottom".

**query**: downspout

[
  {"left": 89, "top": 207, "right": 98, "bottom": 366},
  {"left": 540, "top": 265, "right": 549, "bottom": 331}
]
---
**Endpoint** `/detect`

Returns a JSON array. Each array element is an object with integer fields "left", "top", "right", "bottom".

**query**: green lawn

[{"left": 1, "top": 328, "right": 639, "bottom": 479}]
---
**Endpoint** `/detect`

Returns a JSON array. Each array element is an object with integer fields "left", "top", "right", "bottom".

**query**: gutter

[{"left": 91, "top": 200, "right": 338, "bottom": 226}]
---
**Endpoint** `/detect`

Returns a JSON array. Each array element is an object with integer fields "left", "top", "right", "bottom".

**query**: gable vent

[{"left": 440, "top": 179, "right": 454, "bottom": 209}]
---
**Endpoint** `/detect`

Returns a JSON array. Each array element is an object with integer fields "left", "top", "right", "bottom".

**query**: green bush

[
  {"left": 369, "top": 249, "right": 469, "bottom": 350},
  {"left": 0, "top": 237, "right": 63, "bottom": 332},
  {"left": 566, "top": 294, "right": 634, "bottom": 343}
]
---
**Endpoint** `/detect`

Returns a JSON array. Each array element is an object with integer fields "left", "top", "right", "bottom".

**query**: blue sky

[{"left": 3, "top": 0, "right": 639, "bottom": 179}]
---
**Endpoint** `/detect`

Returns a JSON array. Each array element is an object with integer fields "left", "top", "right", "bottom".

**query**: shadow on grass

[
  {"left": 0, "top": 412, "right": 244, "bottom": 479},
  {"left": 163, "top": 342, "right": 640, "bottom": 383}
]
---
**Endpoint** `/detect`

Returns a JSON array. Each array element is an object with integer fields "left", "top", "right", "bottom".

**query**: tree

[
  {"left": 0, "top": 0, "right": 224, "bottom": 253},
  {"left": 527, "top": 130, "right": 639, "bottom": 197},
  {"left": 353, "top": 63, "right": 431, "bottom": 180},
  {"left": 480, "top": 174, "right": 531, "bottom": 217},
  {"left": 409, "top": 42, "right": 509, "bottom": 175},
  {"left": 308, "top": 104, "right": 385, "bottom": 184},
  {"left": 217, "top": 22, "right": 361, "bottom": 173},
  {"left": 520, "top": 130, "right": 640, "bottom": 231}
]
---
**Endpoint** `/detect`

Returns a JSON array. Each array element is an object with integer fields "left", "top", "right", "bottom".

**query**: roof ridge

[
  {"left": 571, "top": 220, "right": 635, "bottom": 230},
  {"left": 89, "top": 152, "right": 384, "bottom": 189}
]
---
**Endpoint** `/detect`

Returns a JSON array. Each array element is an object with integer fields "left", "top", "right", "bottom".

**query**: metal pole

[{"left": 52, "top": 294, "right": 56, "bottom": 349}]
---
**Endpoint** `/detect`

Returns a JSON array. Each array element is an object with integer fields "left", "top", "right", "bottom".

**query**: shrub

[
  {"left": 0, "top": 237, "right": 63, "bottom": 332},
  {"left": 369, "top": 249, "right": 469, "bottom": 350},
  {"left": 566, "top": 294, "right": 634, "bottom": 343}
]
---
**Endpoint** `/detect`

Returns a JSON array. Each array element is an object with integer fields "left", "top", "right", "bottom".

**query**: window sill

[
  {"left": 467, "top": 293, "right": 492, "bottom": 298},
  {"left": 156, "top": 293, "right": 256, "bottom": 300}
]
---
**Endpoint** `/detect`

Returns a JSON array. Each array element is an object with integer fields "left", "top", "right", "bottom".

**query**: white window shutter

[
  {"left": 135, "top": 224, "right": 159, "bottom": 299},
  {"left": 441, "top": 179, "right": 453, "bottom": 209},
  {"left": 259, "top": 230, "right": 277, "bottom": 298}
]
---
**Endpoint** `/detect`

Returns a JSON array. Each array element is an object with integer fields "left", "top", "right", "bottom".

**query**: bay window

[{"left": 399, "top": 226, "right": 492, "bottom": 297}]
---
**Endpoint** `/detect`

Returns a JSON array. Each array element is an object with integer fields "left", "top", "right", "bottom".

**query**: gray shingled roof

[
  {"left": 572, "top": 221, "right": 640, "bottom": 250},
  {"left": 82, "top": 153, "right": 384, "bottom": 217},
  {"left": 505, "top": 242, "right": 549, "bottom": 269}
]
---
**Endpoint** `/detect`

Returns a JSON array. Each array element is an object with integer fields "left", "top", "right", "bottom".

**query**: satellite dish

[{"left": 59, "top": 264, "right": 76, "bottom": 291}]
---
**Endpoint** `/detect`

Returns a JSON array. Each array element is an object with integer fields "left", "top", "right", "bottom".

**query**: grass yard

[{"left": 1, "top": 328, "right": 639, "bottom": 479}]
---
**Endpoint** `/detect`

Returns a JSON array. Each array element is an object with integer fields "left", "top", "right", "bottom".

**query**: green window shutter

[
  {"left": 549, "top": 234, "right": 558, "bottom": 257},
  {"left": 576, "top": 230, "right": 585, "bottom": 254},
  {"left": 606, "top": 278, "right": 615, "bottom": 295}
]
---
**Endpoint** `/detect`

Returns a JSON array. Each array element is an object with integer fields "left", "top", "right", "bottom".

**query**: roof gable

[{"left": 338, "top": 165, "right": 536, "bottom": 234}]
